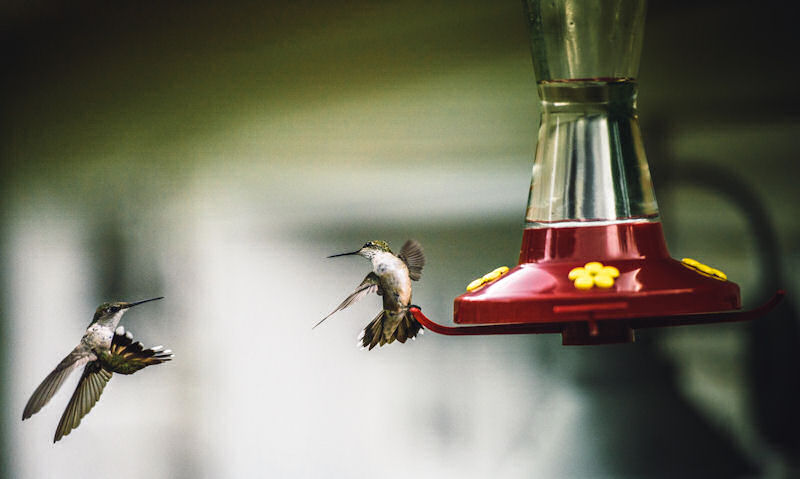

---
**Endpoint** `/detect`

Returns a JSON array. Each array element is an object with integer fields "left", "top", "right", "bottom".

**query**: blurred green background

[{"left": 2, "top": 1, "right": 799, "bottom": 477}]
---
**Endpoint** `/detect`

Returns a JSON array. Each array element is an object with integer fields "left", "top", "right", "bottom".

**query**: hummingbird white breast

[
  {"left": 371, "top": 251, "right": 412, "bottom": 309},
  {"left": 83, "top": 324, "right": 114, "bottom": 351},
  {"left": 84, "top": 310, "right": 125, "bottom": 351}
]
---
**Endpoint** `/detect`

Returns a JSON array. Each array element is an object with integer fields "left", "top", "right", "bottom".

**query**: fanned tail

[
  {"left": 358, "top": 311, "right": 385, "bottom": 350},
  {"left": 395, "top": 310, "right": 423, "bottom": 344},
  {"left": 358, "top": 310, "right": 423, "bottom": 350}
]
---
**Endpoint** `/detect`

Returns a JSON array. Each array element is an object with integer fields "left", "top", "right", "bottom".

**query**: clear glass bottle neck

[
  {"left": 523, "top": 0, "right": 647, "bottom": 82},
  {"left": 525, "top": 79, "right": 659, "bottom": 227},
  {"left": 539, "top": 78, "right": 637, "bottom": 114}
]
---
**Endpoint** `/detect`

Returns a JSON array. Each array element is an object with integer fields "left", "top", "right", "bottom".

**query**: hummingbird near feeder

[{"left": 315, "top": 240, "right": 425, "bottom": 350}]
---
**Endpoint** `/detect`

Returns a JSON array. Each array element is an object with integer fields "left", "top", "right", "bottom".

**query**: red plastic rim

[
  {"left": 410, "top": 290, "right": 783, "bottom": 345},
  {"left": 429, "top": 222, "right": 763, "bottom": 344}
]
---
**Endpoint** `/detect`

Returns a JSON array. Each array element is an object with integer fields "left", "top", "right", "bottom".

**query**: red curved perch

[{"left": 409, "top": 290, "right": 784, "bottom": 339}]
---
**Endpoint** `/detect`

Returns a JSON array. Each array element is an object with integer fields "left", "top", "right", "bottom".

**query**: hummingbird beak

[
  {"left": 327, "top": 250, "right": 361, "bottom": 258},
  {"left": 122, "top": 296, "right": 164, "bottom": 310}
]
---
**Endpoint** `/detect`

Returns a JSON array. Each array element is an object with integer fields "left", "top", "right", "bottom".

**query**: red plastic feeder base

[{"left": 440, "top": 222, "right": 757, "bottom": 344}]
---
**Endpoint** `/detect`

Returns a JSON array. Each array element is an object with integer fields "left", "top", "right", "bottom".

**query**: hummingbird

[
  {"left": 315, "top": 239, "right": 425, "bottom": 350},
  {"left": 22, "top": 297, "right": 173, "bottom": 442}
]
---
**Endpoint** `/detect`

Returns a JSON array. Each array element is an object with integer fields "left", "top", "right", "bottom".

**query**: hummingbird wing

[
  {"left": 22, "top": 344, "right": 96, "bottom": 420},
  {"left": 53, "top": 361, "right": 112, "bottom": 442},
  {"left": 98, "top": 326, "right": 174, "bottom": 375},
  {"left": 313, "top": 272, "right": 380, "bottom": 329},
  {"left": 399, "top": 239, "right": 425, "bottom": 281},
  {"left": 53, "top": 327, "right": 173, "bottom": 442}
]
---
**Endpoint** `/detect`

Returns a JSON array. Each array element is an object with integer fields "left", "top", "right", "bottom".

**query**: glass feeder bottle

[{"left": 523, "top": 0, "right": 656, "bottom": 228}]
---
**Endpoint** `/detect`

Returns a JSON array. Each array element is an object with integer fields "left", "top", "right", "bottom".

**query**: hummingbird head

[
  {"left": 328, "top": 240, "right": 392, "bottom": 260},
  {"left": 91, "top": 297, "right": 164, "bottom": 323}
]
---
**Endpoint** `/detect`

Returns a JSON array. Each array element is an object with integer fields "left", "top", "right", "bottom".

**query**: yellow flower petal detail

[
  {"left": 681, "top": 257, "right": 727, "bottom": 281},
  {"left": 467, "top": 278, "right": 485, "bottom": 291},
  {"left": 574, "top": 275, "right": 594, "bottom": 290},
  {"left": 568, "top": 267, "right": 586, "bottom": 280},
  {"left": 491, "top": 266, "right": 509, "bottom": 275},
  {"left": 571, "top": 261, "right": 618, "bottom": 289},
  {"left": 710, "top": 268, "right": 727, "bottom": 280},
  {"left": 482, "top": 270, "right": 502, "bottom": 282},
  {"left": 584, "top": 262, "right": 603, "bottom": 274},
  {"left": 695, "top": 263, "right": 715, "bottom": 275},
  {"left": 681, "top": 258, "right": 700, "bottom": 267},
  {"left": 467, "top": 266, "right": 509, "bottom": 291},
  {"left": 594, "top": 273, "right": 615, "bottom": 288},
  {"left": 601, "top": 266, "right": 619, "bottom": 278}
]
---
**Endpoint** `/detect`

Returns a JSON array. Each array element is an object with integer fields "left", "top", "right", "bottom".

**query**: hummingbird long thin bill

[
  {"left": 316, "top": 239, "right": 425, "bottom": 350},
  {"left": 22, "top": 297, "right": 173, "bottom": 442}
]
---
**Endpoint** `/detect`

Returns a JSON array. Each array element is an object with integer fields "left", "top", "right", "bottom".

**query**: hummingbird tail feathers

[
  {"left": 358, "top": 311, "right": 385, "bottom": 350},
  {"left": 395, "top": 310, "right": 423, "bottom": 344},
  {"left": 102, "top": 326, "right": 174, "bottom": 375},
  {"left": 358, "top": 310, "right": 423, "bottom": 350}
]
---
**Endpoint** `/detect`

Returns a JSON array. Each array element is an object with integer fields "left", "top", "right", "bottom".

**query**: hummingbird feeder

[{"left": 410, "top": 0, "right": 783, "bottom": 345}]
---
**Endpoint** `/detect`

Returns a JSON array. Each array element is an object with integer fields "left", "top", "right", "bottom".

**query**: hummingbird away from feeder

[{"left": 22, "top": 298, "right": 173, "bottom": 442}]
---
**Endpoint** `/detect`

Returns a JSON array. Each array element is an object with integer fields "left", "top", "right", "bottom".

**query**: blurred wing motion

[
  {"left": 22, "top": 345, "right": 95, "bottom": 421},
  {"left": 314, "top": 272, "right": 380, "bottom": 329},
  {"left": 53, "top": 326, "right": 173, "bottom": 442},
  {"left": 399, "top": 240, "right": 425, "bottom": 281}
]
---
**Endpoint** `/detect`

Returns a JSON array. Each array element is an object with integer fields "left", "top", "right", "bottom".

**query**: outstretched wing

[
  {"left": 314, "top": 272, "right": 380, "bottom": 329},
  {"left": 52, "top": 327, "right": 172, "bottom": 442},
  {"left": 22, "top": 344, "right": 96, "bottom": 420},
  {"left": 399, "top": 240, "right": 425, "bottom": 281},
  {"left": 98, "top": 326, "right": 174, "bottom": 375},
  {"left": 53, "top": 361, "right": 112, "bottom": 442}
]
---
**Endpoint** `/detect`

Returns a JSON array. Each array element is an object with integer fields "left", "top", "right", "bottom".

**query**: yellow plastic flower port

[
  {"left": 466, "top": 266, "right": 510, "bottom": 291},
  {"left": 569, "top": 262, "right": 619, "bottom": 290},
  {"left": 681, "top": 258, "right": 727, "bottom": 281}
]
